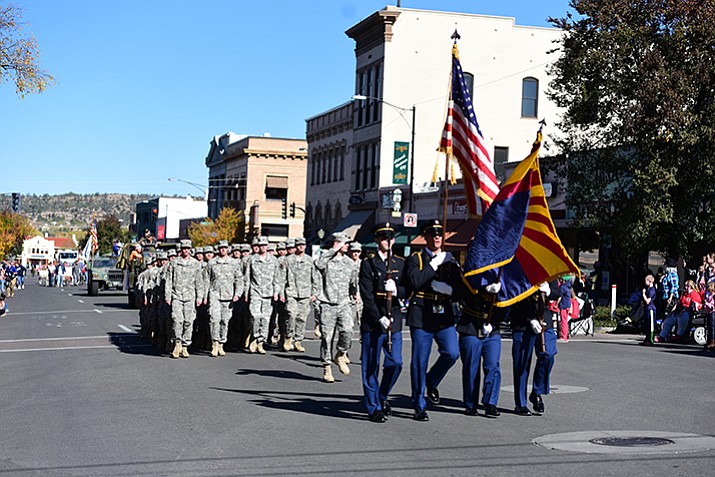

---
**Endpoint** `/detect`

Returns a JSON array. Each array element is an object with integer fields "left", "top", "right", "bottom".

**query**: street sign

[{"left": 404, "top": 213, "right": 418, "bottom": 228}]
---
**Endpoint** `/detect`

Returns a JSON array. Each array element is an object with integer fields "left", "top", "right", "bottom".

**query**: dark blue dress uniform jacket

[{"left": 359, "top": 254, "right": 406, "bottom": 333}]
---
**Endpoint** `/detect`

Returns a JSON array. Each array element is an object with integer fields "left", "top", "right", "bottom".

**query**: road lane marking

[
  {"left": 77, "top": 299, "right": 84, "bottom": 303},
  {"left": 9, "top": 309, "right": 134, "bottom": 316},
  {"left": 0, "top": 335, "right": 128, "bottom": 343},
  {"left": 94, "top": 309, "right": 103, "bottom": 314},
  {"left": 0, "top": 345, "right": 152, "bottom": 353},
  {"left": 117, "top": 325, "right": 134, "bottom": 333}
]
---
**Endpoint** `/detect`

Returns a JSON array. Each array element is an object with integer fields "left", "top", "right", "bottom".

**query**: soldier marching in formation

[{"left": 133, "top": 217, "right": 560, "bottom": 422}]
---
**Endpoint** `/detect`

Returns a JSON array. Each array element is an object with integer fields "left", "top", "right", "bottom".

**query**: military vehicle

[{"left": 86, "top": 256, "right": 124, "bottom": 296}]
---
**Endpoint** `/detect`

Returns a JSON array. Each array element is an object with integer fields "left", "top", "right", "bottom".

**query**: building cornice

[{"left": 345, "top": 7, "right": 401, "bottom": 55}]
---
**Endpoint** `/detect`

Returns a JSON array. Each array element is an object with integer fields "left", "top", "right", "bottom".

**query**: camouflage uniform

[
  {"left": 282, "top": 249, "right": 319, "bottom": 346},
  {"left": 137, "top": 262, "right": 154, "bottom": 337},
  {"left": 315, "top": 242, "right": 359, "bottom": 366},
  {"left": 207, "top": 253, "right": 243, "bottom": 344},
  {"left": 164, "top": 251, "right": 204, "bottom": 348},
  {"left": 244, "top": 244, "right": 280, "bottom": 347}
]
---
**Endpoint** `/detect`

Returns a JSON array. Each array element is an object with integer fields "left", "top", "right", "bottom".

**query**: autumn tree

[
  {"left": 1, "top": 3, "right": 54, "bottom": 97},
  {"left": 548, "top": 0, "right": 715, "bottom": 259},
  {"left": 0, "top": 210, "right": 37, "bottom": 258},
  {"left": 187, "top": 208, "right": 245, "bottom": 247}
]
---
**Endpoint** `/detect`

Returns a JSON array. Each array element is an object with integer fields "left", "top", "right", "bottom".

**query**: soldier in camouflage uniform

[
  {"left": 315, "top": 232, "right": 359, "bottom": 382},
  {"left": 150, "top": 251, "right": 167, "bottom": 346},
  {"left": 164, "top": 239, "right": 204, "bottom": 359},
  {"left": 244, "top": 236, "right": 280, "bottom": 354},
  {"left": 269, "top": 242, "right": 287, "bottom": 346},
  {"left": 280, "top": 237, "right": 319, "bottom": 352},
  {"left": 206, "top": 240, "right": 243, "bottom": 357},
  {"left": 193, "top": 247, "right": 211, "bottom": 351},
  {"left": 348, "top": 242, "right": 364, "bottom": 330},
  {"left": 137, "top": 255, "right": 156, "bottom": 338},
  {"left": 159, "top": 248, "right": 177, "bottom": 352}
]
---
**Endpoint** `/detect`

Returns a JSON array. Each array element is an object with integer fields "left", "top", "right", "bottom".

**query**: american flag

[
  {"left": 90, "top": 219, "right": 98, "bottom": 255},
  {"left": 440, "top": 43, "right": 499, "bottom": 216}
]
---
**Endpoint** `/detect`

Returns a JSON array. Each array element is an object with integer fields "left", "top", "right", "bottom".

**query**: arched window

[{"left": 521, "top": 77, "right": 538, "bottom": 118}]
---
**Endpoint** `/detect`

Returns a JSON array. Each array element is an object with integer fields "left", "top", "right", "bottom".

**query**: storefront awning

[
  {"left": 333, "top": 209, "right": 375, "bottom": 240},
  {"left": 265, "top": 176, "right": 289, "bottom": 189}
]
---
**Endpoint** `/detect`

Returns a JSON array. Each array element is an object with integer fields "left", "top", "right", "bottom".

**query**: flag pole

[{"left": 442, "top": 29, "right": 460, "bottom": 228}]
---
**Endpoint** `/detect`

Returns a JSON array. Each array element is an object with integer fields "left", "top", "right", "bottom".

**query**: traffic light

[
  {"left": 151, "top": 207, "right": 158, "bottom": 221},
  {"left": 11, "top": 193, "right": 20, "bottom": 213},
  {"left": 281, "top": 197, "right": 287, "bottom": 219},
  {"left": 290, "top": 202, "right": 296, "bottom": 218}
]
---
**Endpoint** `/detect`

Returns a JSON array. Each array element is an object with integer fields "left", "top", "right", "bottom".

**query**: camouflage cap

[
  {"left": 285, "top": 238, "right": 296, "bottom": 248},
  {"left": 204, "top": 245, "right": 215, "bottom": 253},
  {"left": 330, "top": 232, "right": 350, "bottom": 243},
  {"left": 156, "top": 251, "right": 168, "bottom": 260},
  {"left": 230, "top": 243, "right": 241, "bottom": 252},
  {"left": 267, "top": 243, "right": 276, "bottom": 252},
  {"left": 349, "top": 241, "right": 362, "bottom": 252},
  {"left": 257, "top": 236, "right": 269, "bottom": 246},
  {"left": 251, "top": 236, "right": 259, "bottom": 246},
  {"left": 276, "top": 242, "right": 286, "bottom": 250},
  {"left": 239, "top": 244, "right": 251, "bottom": 252},
  {"left": 295, "top": 237, "right": 306, "bottom": 246},
  {"left": 195, "top": 247, "right": 204, "bottom": 254},
  {"left": 180, "top": 239, "right": 192, "bottom": 249},
  {"left": 167, "top": 248, "right": 177, "bottom": 257},
  {"left": 217, "top": 240, "right": 229, "bottom": 249}
]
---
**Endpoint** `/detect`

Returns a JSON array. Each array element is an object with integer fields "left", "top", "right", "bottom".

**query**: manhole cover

[
  {"left": 535, "top": 431, "right": 715, "bottom": 455},
  {"left": 500, "top": 384, "right": 589, "bottom": 394},
  {"left": 589, "top": 437, "right": 674, "bottom": 447}
]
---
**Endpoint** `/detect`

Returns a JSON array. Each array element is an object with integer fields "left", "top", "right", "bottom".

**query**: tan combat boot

[
  {"left": 180, "top": 346, "right": 190, "bottom": 358},
  {"left": 217, "top": 343, "right": 226, "bottom": 356},
  {"left": 283, "top": 337, "right": 294, "bottom": 352},
  {"left": 323, "top": 364, "right": 335, "bottom": 383},
  {"left": 210, "top": 341, "right": 219, "bottom": 357},
  {"left": 334, "top": 351, "right": 350, "bottom": 375},
  {"left": 294, "top": 341, "right": 305, "bottom": 352},
  {"left": 314, "top": 324, "right": 322, "bottom": 339},
  {"left": 257, "top": 342, "right": 266, "bottom": 355},
  {"left": 248, "top": 339, "right": 258, "bottom": 353},
  {"left": 171, "top": 341, "right": 182, "bottom": 359}
]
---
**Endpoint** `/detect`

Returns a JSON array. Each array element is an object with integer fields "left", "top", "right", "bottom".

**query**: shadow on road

[
  {"left": 270, "top": 352, "right": 325, "bottom": 369},
  {"left": 211, "top": 387, "right": 367, "bottom": 420},
  {"left": 107, "top": 332, "right": 164, "bottom": 357},
  {"left": 594, "top": 339, "right": 715, "bottom": 358}
]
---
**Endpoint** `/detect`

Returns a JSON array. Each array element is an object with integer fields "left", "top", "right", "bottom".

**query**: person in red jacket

[{"left": 656, "top": 280, "right": 702, "bottom": 343}]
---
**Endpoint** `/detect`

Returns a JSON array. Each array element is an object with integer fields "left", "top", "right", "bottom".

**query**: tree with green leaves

[
  {"left": 1, "top": 3, "right": 54, "bottom": 97},
  {"left": 548, "top": 0, "right": 715, "bottom": 260},
  {"left": 80, "top": 215, "right": 129, "bottom": 256},
  {"left": 0, "top": 210, "right": 37, "bottom": 259}
]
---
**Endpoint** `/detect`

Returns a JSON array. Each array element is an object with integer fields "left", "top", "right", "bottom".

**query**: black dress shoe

[
  {"left": 413, "top": 410, "right": 429, "bottom": 421},
  {"left": 382, "top": 401, "right": 392, "bottom": 416},
  {"left": 426, "top": 386, "right": 440, "bottom": 405},
  {"left": 529, "top": 392, "right": 545, "bottom": 413},
  {"left": 514, "top": 406, "right": 532, "bottom": 416},
  {"left": 464, "top": 408, "right": 478, "bottom": 416},
  {"left": 369, "top": 411, "right": 387, "bottom": 423},
  {"left": 639, "top": 340, "right": 654, "bottom": 347},
  {"left": 484, "top": 404, "right": 500, "bottom": 417}
]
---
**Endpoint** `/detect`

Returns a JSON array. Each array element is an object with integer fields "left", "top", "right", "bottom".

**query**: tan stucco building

[{"left": 205, "top": 134, "right": 307, "bottom": 241}]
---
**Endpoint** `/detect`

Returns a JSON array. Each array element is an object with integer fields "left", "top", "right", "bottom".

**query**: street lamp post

[
  {"left": 168, "top": 177, "right": 208, "bottom": 200},
  {"left": 352, "top": 94, "right": 416, "bottom": 248}
]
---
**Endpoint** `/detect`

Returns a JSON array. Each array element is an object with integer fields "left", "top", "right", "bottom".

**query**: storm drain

[{"left": 535, "top": 431, "right": 715, "bottom": 455}]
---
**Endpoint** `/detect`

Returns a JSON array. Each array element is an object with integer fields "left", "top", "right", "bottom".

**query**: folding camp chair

[{"left": 569, "top": 297, "right": 595, "bottom": 336}]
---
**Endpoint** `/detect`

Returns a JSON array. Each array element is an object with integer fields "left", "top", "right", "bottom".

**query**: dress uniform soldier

[
  {"left": 314, "top": 232, "right": 359, "bottom": 383},
  {"left": 244, "top": 236, "right": 280, "bottom": 354},
  {"left": 404, "top": 219, "right": 461, "bottom": 421},
  {"left": 164, "top": 239, "right": 204, "bottom": 359},
  {"left": 280, "top": 237, "right": 319, "bottom": 352},
  {"left": 206, "top": 240, "right": 243, "bottom": 357},
  {"left": 456, "top": 280, "right": 504, "bottom": 417},
  {"left": 359, "top": 223, "right": 406, "bottom": 423},
  {"left": 509, "top": 282, "right": 558, "bottom": 415}
]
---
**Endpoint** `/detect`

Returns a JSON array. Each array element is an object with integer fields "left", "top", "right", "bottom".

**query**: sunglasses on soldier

[{"left": 375, "top": 232, "right": 395, "bottom": 241}]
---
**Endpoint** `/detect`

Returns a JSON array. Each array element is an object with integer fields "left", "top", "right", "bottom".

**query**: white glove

[
  {"left": 539, "top": 282, "right": 551, "bottom": 295},
  {"left": 530, "top": 319, "right": 543, "bottom": 334},
  {"left": 431, "top": 280, "right": 453, "bottom": 296},
  {"left": 486, "top": 282, "right": 501, "bottom": 294},
  {"left": 384, "top": 279, "right": 397, "bottom": 294},
  {"left": 379, "top": 316, "right": 391, "bottom": 331},
  {"left": 429, "top": 252, "right": 447, "bottom": 271},
  {"left": 482, "top": 323, "right": 493, "bottom": 336}
]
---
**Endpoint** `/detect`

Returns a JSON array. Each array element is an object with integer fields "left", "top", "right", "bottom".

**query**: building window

[
  {"left": 261, "top": 223, "right": 289, "bottom": 238},
  {"left": 370, "top": 142, "right": 378, "bottom": 189},
  {"left": 362, "top": 145, "right": 370, "bottom": 190},
  {"left": 310, "top": 154, "right": 315, "bottom": 185},
  {"left": 493, "top": 147, "right": 509, "bottom": 183},
  {"left": 355, "top": 147, "right": 362, "bottom": 190},
  {"left": 332, "top": 148, "right": 339, "bottom": 182},
  {"left": 373, "top": 64, "right": 381, "bottom": 122},
  {"left": 463, "top": 72, "right": 475, "bottom": 99},
  {"left": 521, "top": 77, "right": 538, "bottom": 118},
  {"left": 340, "top": 146, "right": 345, "bottom": 181},
  {"left": 265, "top": 176, "right": 288, "bottom": 201}
]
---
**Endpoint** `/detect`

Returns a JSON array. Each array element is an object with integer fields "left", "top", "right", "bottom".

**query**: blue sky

[{"left": 0, "top": 0, "right": 571, "bottom": 197}]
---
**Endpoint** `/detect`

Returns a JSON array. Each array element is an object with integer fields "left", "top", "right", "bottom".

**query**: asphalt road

[{"left": 0, "top": 278, "right": 713, "bottom": 476}]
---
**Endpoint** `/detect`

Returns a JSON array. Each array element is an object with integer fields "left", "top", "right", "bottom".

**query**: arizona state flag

[{"left": 463, "top": 130, "right": 579, "bottom": 306}]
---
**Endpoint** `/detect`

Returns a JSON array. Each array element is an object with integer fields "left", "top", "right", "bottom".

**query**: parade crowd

[{"left": 133, "top": 219, "right": 572, "bottom": 423}]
